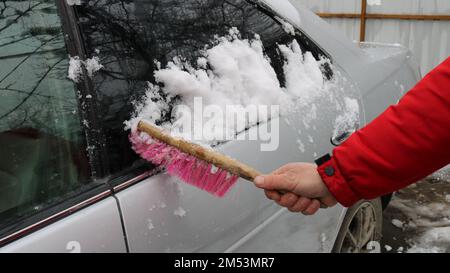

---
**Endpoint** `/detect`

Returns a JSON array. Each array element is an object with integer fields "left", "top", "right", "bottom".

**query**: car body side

[{"left": 0, "top": 0, "right": 420, "bottom": 252}]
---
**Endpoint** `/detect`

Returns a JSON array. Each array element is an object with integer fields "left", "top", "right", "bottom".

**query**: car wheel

[{"left": 332, "top": 199, "right": 383, "bottom": 253}]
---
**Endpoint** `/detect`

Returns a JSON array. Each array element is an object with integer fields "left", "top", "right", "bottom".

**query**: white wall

[{"left": 292, "top": 0, "right": 450, "bottom": 75}]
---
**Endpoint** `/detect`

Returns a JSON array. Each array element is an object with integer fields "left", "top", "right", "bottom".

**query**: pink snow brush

[{"left": 129, "top": 120, "right": 261, "bottom": 197}]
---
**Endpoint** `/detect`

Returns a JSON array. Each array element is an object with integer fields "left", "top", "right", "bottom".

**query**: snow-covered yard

[{"left": 382, "top": 166, "right": 450, "bottom": 253}]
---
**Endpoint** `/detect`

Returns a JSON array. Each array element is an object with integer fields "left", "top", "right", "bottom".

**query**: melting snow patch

[
  {"left": 174, "top": 207, "right": 187, "bottom": 217},
  {"left": 147, "top": 219, "right": 154, "bottom": 231},
  {"left": 446, "top": 195, "right": 450, "bottom": 203},
  {"left": 387, "top": 176, "right": 450, "bottom": 252},
  {"left": 157, "top": 201, "right": 167, "bottom": 209},
  {"left": 296, "top": 139, "right": 305, "bottom": 152},
  {"left": 407, "top": 227, "right": 450, "bottom": 253},
  {"left": 332, "top": 98, "right": 359, "bottom": 140}
]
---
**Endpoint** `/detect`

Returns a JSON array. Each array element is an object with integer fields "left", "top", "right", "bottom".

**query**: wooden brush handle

[{"left": 138, "top": 120, "right": 261, "bottom": 181}]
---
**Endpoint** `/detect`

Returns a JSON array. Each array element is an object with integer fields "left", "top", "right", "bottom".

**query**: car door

[
  {"left": 73, "top": 0, "right": 364, "bottom": 252},
  {"left": 0, "top": 0, "right": 126, "bottom": 252}
]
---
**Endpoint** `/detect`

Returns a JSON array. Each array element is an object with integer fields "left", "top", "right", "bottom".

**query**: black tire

[
  {"left": 381, "top": 194, "right": 393, "bottom": 210},
  {"left": 332, "top": 198, "right": 383, "bottom": 253}
]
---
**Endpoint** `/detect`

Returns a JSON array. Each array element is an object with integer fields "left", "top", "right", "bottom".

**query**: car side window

[
  {"left": 74, "top": 0, "right": 331, "bottom": 178},
  {"left": 0, "top": 1, "right": 94, "bottom": 234}
]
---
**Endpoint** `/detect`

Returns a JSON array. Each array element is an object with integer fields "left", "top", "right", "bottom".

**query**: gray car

[{"left": 0, "top": 0, "right": 420, "bottom": 253}]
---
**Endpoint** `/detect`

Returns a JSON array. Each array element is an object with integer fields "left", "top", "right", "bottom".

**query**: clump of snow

[
  {"left": 153, "top": 28, "right": 285, "bottom": 106},
  {"left": 391, "top": 219, "right": 404, "bottom": 229},
  {"left": 384, "top": 245, "right": 392, "bottom": 251},
  {"left": 277, "top": 17, "right": 296, "bottom": 36},
  {"left": 84, "top": 56, "right": 104, "bottom": 77},
  {"left": 126, "top": 28, "right": 353, "bottom": 147},
  {"left": 66, "top": 0, "right": 82, "bottom": 5},
  {"left": 278, "top": 41, "right": 325, "bottom": 99},
  {"left": 67, "top": 55, "right": 103, "bottom": 83},
  {"left": 367, "top": 241, "right": 381, "bottom": 253},
  {"left": 174, "top": 207, "right": 187, "bottom": 217},
  {"left": 68, "top": 56, "right": 83, "bottom": 83}
]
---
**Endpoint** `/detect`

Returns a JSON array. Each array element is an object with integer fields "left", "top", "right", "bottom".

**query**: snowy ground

[{"left": 381, "top": 166, "right": 450, "bottom": 253}]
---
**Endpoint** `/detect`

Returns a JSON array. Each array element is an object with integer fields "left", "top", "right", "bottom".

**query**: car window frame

[
  {"left": 247, "top": 0, "right": 333, "bottom": 60},
  {"left": 0, "top": 0, "right": 114, "bottom": 248}
]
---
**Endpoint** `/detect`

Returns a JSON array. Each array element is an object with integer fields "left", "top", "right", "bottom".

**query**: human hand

[{"left": 254, "top": 163, "right": 337, "bottom": 215}]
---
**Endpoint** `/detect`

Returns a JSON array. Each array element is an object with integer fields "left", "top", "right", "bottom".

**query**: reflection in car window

[
  {"left": 0, "top": 1, "right": 93, "bottom": 232},
  {"left": 75, "top": 0, "right": 330, "bottom": 176}
]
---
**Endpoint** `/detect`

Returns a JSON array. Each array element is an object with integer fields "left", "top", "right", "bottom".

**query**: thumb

[{"left": 254, "top": 174, "right": 297, "bottom": 192}]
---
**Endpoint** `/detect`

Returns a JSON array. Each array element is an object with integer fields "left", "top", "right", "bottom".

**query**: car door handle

[{"left": 331, "top": 123, "right": 359, "bottom": 146}]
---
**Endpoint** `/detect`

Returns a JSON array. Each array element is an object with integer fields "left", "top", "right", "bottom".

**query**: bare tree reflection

[
  {"left": 0, "top": 0, "right": 74, "bottom": 136},
  {"left": 75, "top": 0, "right": 289, "bottom": 171},
  {"left": 0, "top": 1, "right": 91, "bottom": 223}
]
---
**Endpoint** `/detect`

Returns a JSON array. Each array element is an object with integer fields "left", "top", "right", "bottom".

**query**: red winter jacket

[{"left": 317, "top": 57, "right": 450, "bottom": 207}]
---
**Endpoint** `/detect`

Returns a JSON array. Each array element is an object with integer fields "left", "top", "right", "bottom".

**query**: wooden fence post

[{"left": 360, "top": 0, "right": 367, "bottom": 42}]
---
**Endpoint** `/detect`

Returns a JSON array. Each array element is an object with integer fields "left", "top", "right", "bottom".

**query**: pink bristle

[
  {"left": 205, "top": 169, "right": 227, "bottom": 193},
  {"left": 192, "top": 160, "right": 207, "bottom": 186},
  {"left": 217, "top": 173, "right": 238, "bottom": 197},
  {"left": 130, "top": 131, "right": 239, "bottom": 197},
  {"left": 196, "top": 163, "right": 214, "bottom": 189}
]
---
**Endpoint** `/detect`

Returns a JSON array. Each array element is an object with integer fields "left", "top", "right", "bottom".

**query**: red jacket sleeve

[{"left": 318, "top": 57, "right": 450, "bottom": 207}]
